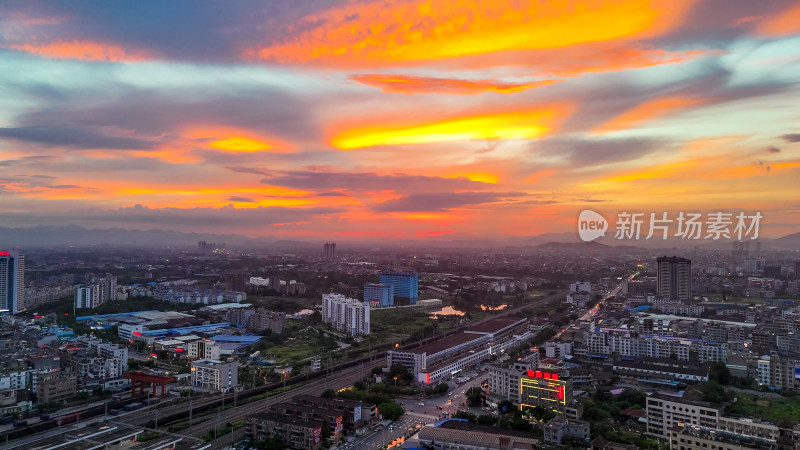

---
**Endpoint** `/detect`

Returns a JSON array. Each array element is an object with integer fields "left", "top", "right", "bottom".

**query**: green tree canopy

[
  {"left": 701, "top": 381, "right": 730, "bottom": 404},
  {"left": 465, "top": 387, "right": 484, "bottom": 407},
  {"left": 378, "top": 401, "right": 405, "bottom": 421},
  {"left": 709, "top": 362, "right": 731, "bottom": 385}
]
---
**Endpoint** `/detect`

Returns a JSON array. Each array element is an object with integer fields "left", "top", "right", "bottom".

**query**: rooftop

[
  {"left": 249, "top": 412, "right": 325, "bottom": 429},
  {"left": 671, "top": 424, "right": 776, "bottom": 449},
  {"left": 211, "top": 334, "right": 263, "bottom": 343},
  {"left": 407, "top": 332, "right": 486, "bottom": 355},
  {"left": 464, "top": 316, "right": 526, "bottom": 334}
]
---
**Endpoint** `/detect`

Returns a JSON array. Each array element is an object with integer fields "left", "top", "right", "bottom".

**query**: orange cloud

[
  {"left": 448, "top": 173, "right": 499, "bottom": 184},
  {"left": 350, "top": 74, "right": 561, "bottom": 94},
  {"left": 330, "top": 104, "right": 572, "bottom": 149},
  {"left": 6, "top": 40, "right": 150, "bottom": 62},
  {"left": 245, "top": 0, "right": 695, "bottom": 66},
  {"left": 531, "top": 46, "right": 707, "bottom": 77},
  {"left": 593, "top": 96, "right": 709, "bottom": 134},
  {"left": 183, "top": 127, "right": 295, "bottom": 153},
  {"left": 209, "top": 137, "right": 273, "bottom": 153},
  {"left": 755, "top": 4, "right": 800, "bottom": 36},
  {"left": 590, "top": 160, "right": 698, "bottom": 184},
  {"left": 524, "top": 169, "right": 556, "bottom": 183}
]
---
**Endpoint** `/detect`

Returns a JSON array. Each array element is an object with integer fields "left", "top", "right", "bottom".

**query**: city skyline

[{"left": 1, "top": 1, "right": 800, "bottom": 240}]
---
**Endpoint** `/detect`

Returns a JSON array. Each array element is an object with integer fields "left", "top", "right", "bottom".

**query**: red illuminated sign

[
  {"left": 426, "top": 373, "right": 430, "bottom": 384},
  {"left": 0, "top": 252, "right": 9, "bottom": 256},
  {"left": 557, "top": 386, "right": 565, "bottom": 400},
  {"left": 313, "top": 426, "right": 322, "bottom": 444},
  {"left": 175, "top": 348, "right": 183, "bottom": 352},
  {"left": 526, "top": 370, "right": 559, "bottom": 381},
  {"left": 132, "top": 331, "right": 142, "bottom": 336}
]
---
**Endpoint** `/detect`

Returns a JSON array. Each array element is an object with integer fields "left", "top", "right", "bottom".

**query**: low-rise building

[
  {"left": 543, "top": 417, "right": 591, "bottom": 445},
  {"left": 292, "top": 395, "right": 365, "bottom": 435},
  {"left": 669, "top": 423, "right": 776, "bottom": 450},
  {"left": 246, "top": 413, "right": 323, "bottom": 450},
  {"left": 646, "top": 394, "right": 722, "bottom": 439},
  {"left": 190, "top": 359, "right": 238, "bottom": 392},
  {"left": 37, "top": 370, "right": 77, "bottom": 404},
  {"left": 417, "top": 421, "right": 538, "bottom": 450},
  {"left": 187, "top": 339, "right": 222, "bottom": 360}
]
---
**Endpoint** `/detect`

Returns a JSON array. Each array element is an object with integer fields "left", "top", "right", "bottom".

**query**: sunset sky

[{"left": 1, "top": 0, "right": 799, "bottom": 240}]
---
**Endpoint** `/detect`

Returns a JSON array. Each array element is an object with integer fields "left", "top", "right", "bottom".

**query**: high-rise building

[
  {"left": 74, "top": 274, "right": 117, "bottom": 309},
  {"left": 363, "top": 282, "right": 393, "bottom": 307},
  {"left": 324, "top": 242, "right": 336, "bottom": 260},
  {"left": 657, "top": 256, "right": 692, "bottom": 300},
  {"left": 74, "top": 284, "right": 100, "bottom": 309},
  {"left": 0, "top": 251, "right": 24, "bottom": 313},
  {"left": 225, "top": 274, "right": 247, "bottom": 292},
  {"left": 379, "top": 270, "right": 418, "bottom": 305},
  {"left": 519, "top": 370, "right": 573, "bottom": 416},
  {"left": 321, "top": 293, "right": 370, "bottom": 335}
]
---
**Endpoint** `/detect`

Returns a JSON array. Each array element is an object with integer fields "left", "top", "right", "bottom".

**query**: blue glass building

[
  {"left": 364, "top": 282, "right": 393, "bottom": 307},
  {"left": 379, "top": 270, "right": 418, "bottom": 305}
]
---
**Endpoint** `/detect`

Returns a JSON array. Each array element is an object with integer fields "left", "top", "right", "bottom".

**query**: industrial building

[{"left": 388, "top": 316, "right": 531, "bottom": 384}]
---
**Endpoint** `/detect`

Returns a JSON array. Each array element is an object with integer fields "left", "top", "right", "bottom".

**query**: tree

[
  {"left": 701, "top": 381, "right": 730, "bottom": 404},
  {"left": 465, "top": 387, "right": 484, "bottom": 407},
  {"left": 524, "top": 405, "right": 556, "bottom": 422},
  {"left": 252, "top": 434, "right": 286, "bottom": 450},
  {"left": 321, "top": 388, "right": 336, "bottom": 399},
  {"left": 452, "top": 410, "right": 477, "bottom": 421},
  {"left": 387, "top": 364, "right": 412, "bottom": 383},
  {"left": 497, "top": 400, "right": 516, "bottom": 415},
  {"left": 709, "top": 362, "right": 731, "bottom": 385},
  {"left": 378, "top": 401, "right": 405, "bottom": 421},
  {"left": 477, "top": 414, "right": 497, "bottom": 425},
  {"left": 532, "top": 328, "right": 557, "bottom": 346},
  {"left": 321, "top": 422, "right": 331, "bottom": 441}
]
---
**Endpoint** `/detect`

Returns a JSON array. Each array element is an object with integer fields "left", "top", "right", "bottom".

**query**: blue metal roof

[
  {"left": 76, "top": 310, "right": 160, "bottom": 321},
  {"left": 141, "top": 323, "right": 230, "bottom": 336},
  {"left": 211, "top": 334, "right": 263, "bottom": 343},
  {"left": 434, "top": 418, "right": 468, "bottom": 427}
]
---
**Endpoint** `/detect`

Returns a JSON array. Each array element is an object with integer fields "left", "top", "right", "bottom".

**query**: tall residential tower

[
  {"left": 0, "top": 251, "right": 25, "bottom": 313},
  {"left": 656, "top": 256, "right": 692, "bottom": 300}
]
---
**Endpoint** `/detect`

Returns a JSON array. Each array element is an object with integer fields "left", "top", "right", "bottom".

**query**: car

[
  {"left": 447, "top": 392, "right": 452, "bottom": 396},
  {"left": 461, "top": 390, "right": 465, "bottom": 394},
  {"left": 418, "top": 402, "right": 425, "bottom": 406}
]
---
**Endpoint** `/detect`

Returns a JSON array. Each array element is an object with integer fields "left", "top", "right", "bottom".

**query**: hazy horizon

[{"left": 1, "top": 1, "right": 799, "bottom": 241}]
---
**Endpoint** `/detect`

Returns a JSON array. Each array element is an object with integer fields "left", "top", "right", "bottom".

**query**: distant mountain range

[{"left": 0, "top": 224, "right": 797, "bottom": 251}]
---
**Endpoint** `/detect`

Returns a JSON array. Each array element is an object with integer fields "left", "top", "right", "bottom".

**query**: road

[
  {"left": 578, "top": 273, "right": 637, "bottom": 322},
  {"left": 339, "top": 369, "right": 490, "bottom": 449}
]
